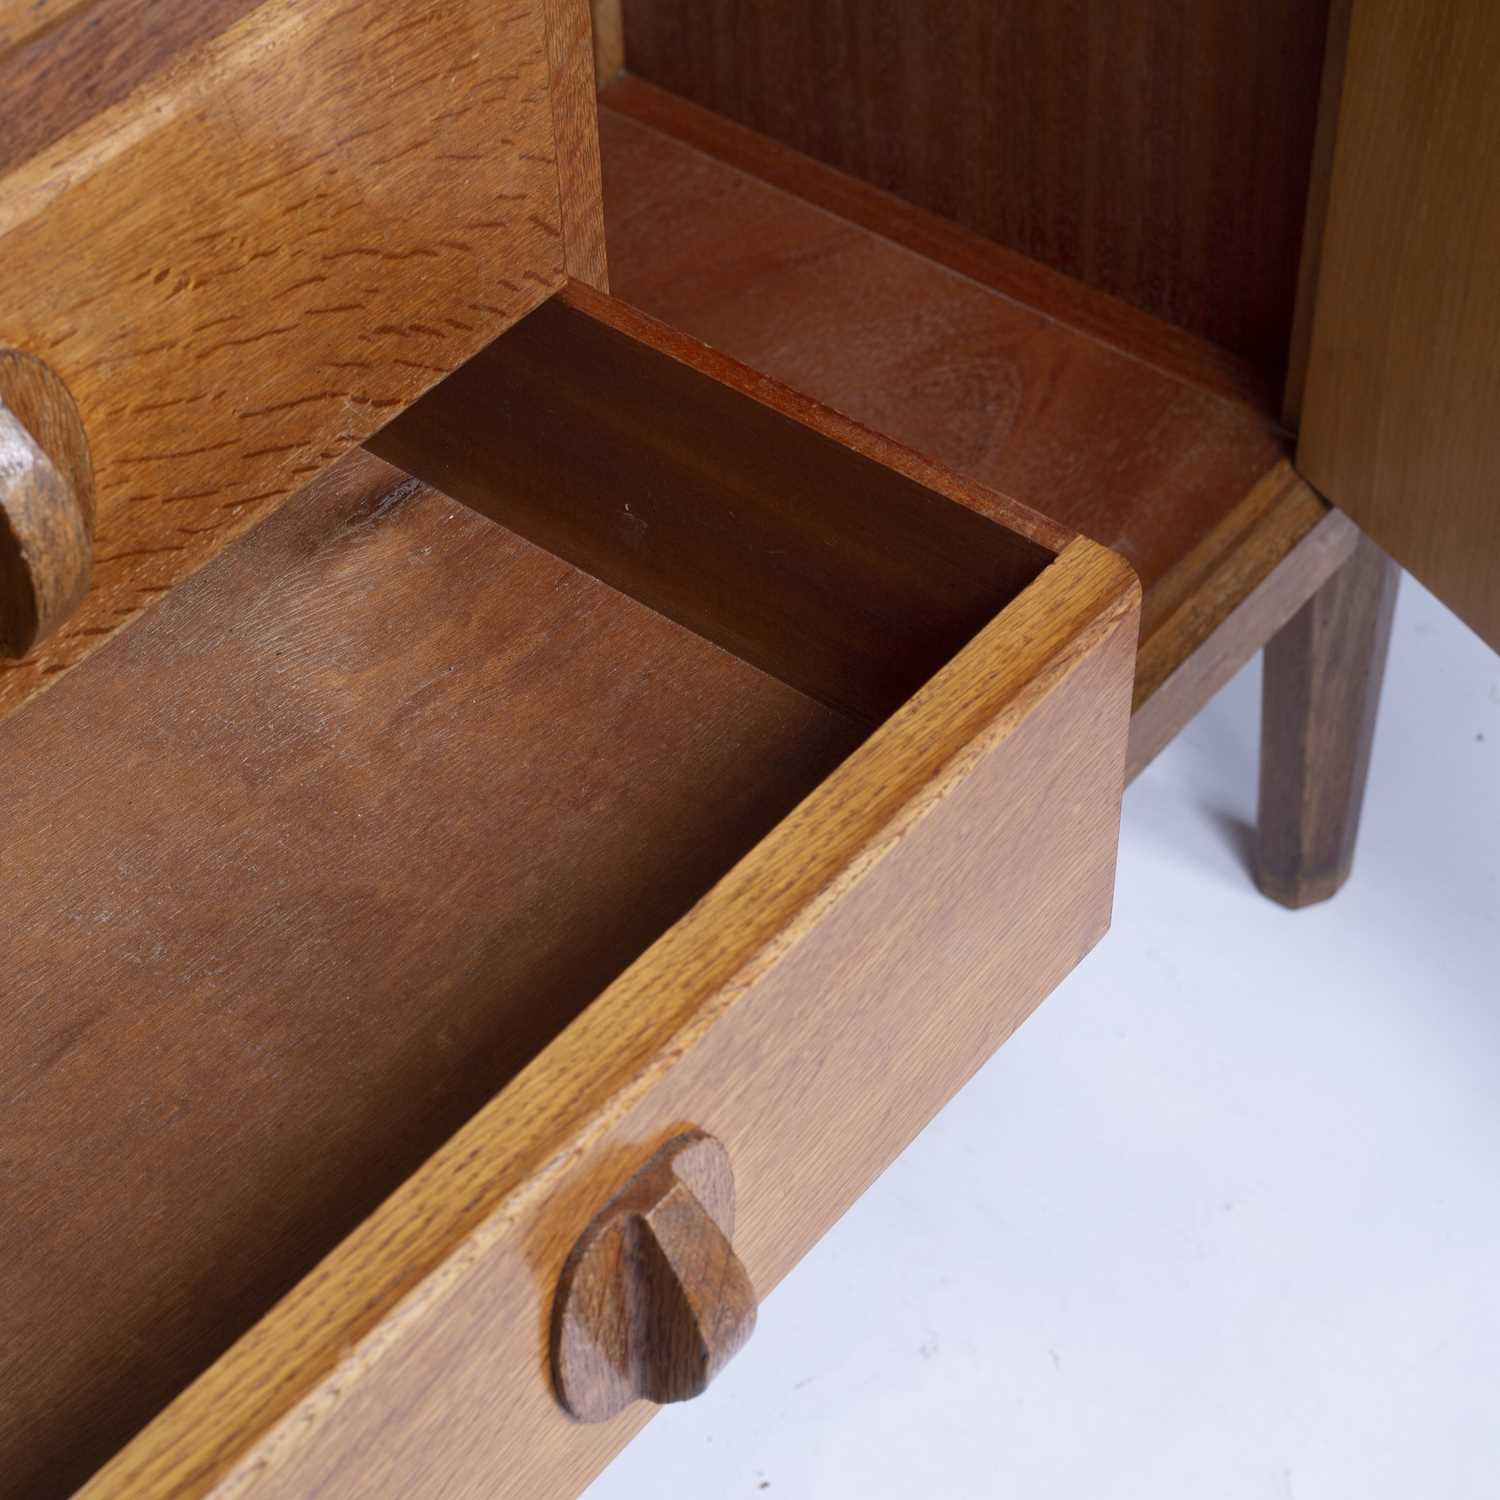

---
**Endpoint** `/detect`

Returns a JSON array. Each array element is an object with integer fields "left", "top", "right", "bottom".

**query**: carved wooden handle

[
  {"left": 0, "top": 351, "right": 94, "bottom": 657},
  {"left": 552, "top": 1131, "right": 757, "bottom": 1423}
]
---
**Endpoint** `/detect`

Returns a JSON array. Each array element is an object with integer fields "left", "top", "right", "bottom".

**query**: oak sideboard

[{"left": 1, "top": 2, "right": 1494, "bottom": 1496}]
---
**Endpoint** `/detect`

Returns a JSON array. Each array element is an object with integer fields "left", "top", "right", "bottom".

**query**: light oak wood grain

[
  {"left": 1298, "top": 0, "right": 1500, "bottom": 652},
  {"left": 0, "top": 0, "right": 572, "bottom": 718},
  {"left": 0, "top": 0, "right": 260, "bottom": 175},
  {"left": 80, "top": 535, "right": 1137, "bottom": 1500},
  {"left": 7, "top": 282, "right": 1126, "bottom": 1496}
]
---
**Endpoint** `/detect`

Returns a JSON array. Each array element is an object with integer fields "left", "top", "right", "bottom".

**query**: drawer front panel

[
  {"left": 87, "top": 537, "right": 1137, "bottom": 1499},
  {"left": 0, "top": 0, "right": 597, "bottom": 715}
]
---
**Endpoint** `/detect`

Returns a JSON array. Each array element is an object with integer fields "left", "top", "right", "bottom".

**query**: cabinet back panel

[
  {"left": 617, "top": 0, "right": 1331, "bottom": 374},
  {"left": 371, "top": 287, "right": 1058, "bottom": 727}
]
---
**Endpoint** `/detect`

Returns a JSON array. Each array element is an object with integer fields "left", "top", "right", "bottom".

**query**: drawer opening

[{"left": 0, "top": 287, "right": 1066, "bottom": 1494}]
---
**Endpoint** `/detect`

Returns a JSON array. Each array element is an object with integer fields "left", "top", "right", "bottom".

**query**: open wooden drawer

[{"left": 1, "top": 284, "right": 1137, "bottom": 1498}]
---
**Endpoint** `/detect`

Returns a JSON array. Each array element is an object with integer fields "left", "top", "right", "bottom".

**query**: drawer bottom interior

[
  {"left": 1, "top": 456, "right": 866, "bottom": 1493},
  {"left": 0, "top": 288, "right": 1062, "bottom": 1494}
]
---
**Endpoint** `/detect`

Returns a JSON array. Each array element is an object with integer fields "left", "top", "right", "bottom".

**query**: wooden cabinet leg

[{"left": 1256, "top": 531, "right": 1399, "bottom": 908}]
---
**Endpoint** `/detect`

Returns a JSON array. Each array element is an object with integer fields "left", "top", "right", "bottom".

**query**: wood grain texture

[
  {"left": 1128, "top": 506, "right": 1362, "bottom": 782},
  {"left": 594, "top": 96, "right": 1387, "bottom": 838},
  {"left": 596, "top": 99, "right": 1289, "bottom": 611},
  {"left": 1257, "top": 529, "right": 1399, "bottom": 907},
  {"left": 1133, "top": 463, "right": 1328, "bottom": 713},
  {"left": 81, "top": 537, "right": 1137, "bottom": 1500},
  {"left": 0, "top": 449, "right": 863, "bottom": 1498},
  {"left": 0, "top": 0, "right": 569, "bottom": 721},
  {"left": 603, "top": 76, "right": 1274, "bottom": 411},
  {"left": 617, "top": 0, "right": 1331, "bottom": 373},
  {"left": 0, "top": 349, "right": 94, "bottom": 653},
  {"left": 0, "top": 0, "right": 260, "bottom": 175},
  {"left": 552, "top": 1131, "right": 756, "bottom": 1423},
  {"left": 544, "top": 0, "right": 610, "bottom": 287},
  {"left": 1297, "top": 0, "right": 1500, "bottom": 652},
  {"left": 372, "top": 283, "right": 1060, "bottom": 724},
  {"left": 1282, "top": 0, "right": 1355, "bottom": 432},
  {"left": 0, "top": 0, "right": 93, "bottom": 51}
]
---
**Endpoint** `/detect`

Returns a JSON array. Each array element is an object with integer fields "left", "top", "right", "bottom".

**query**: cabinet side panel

[{"left": 1298, "top": 0, "right": 1500, "bottom": 652}]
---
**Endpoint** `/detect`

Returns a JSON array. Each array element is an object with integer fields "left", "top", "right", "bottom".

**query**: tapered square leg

[{"left": 1256, "top": 531, "right": 1399, "bottom": 908}]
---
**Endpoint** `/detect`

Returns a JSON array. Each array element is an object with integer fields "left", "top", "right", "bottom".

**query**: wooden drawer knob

[
  {"left": 0, "top": 351, "right": 94, "bottom": 657},
  {"left": 552, "top": 1131, "right": 757, "bottom": 1423}
]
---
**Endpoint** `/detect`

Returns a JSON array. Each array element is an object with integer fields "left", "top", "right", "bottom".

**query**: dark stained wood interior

[
  {"left": 616, "top": 0, "right": 1333, "bottom": 375},
  {"left": 371, "top": 283, "right": 1059, "bottom": 727},
  {"left": 595, "top": 90, "right": 1294, "bottom": 605},
  {"left": 0, "top": 450, "right": 867, "bottom": 1498}
]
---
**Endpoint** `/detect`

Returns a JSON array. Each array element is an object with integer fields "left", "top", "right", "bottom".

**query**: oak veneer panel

[
  {"left": 0, "top": 0, "right": 261, "bottom": 174},
  {"left": 596, "top": 102, "right": 1291, "bottom": 606},
  {"left": 0, "top": 0, "right": 610, "bottom": 308},
  {"left": 0, "top": 451, "right": 863, "bottom": 1498},
  {"left": 617, "top": 0, "right": 1331, "bottom": 372},
  {"left": 372, "top": 284, "right": 1059, "bottom": 725},
  {"left": 86, "top": 538, "right": 1138, "bottom": 1500},
  {"left": 1298, "top": 0, "right": 1500, "bottom": 654},
  {"left": 0, "top": 0, "right": 569, "bottom": 719}
]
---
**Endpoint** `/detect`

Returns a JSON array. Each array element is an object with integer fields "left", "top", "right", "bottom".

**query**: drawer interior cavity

[{"left": 0, "top": 286, "right": 1059, "bottom": 1494}]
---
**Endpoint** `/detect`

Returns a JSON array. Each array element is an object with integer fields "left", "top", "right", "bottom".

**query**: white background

[{"left": 586, "top": 575, "right": 1500, "bottom": 1500}]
